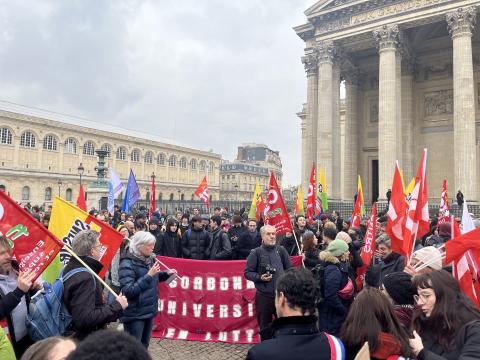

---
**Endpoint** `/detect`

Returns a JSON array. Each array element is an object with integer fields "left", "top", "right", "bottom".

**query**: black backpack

[{"left": 311, "top": 263, "right": 327, "bottom": 305}]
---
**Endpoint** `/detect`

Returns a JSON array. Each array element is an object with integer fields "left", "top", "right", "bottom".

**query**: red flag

[
  {"left": 356, "top": 203, "right": 377, "bottom": 290},
  {"left": 195, "top": 176, "right": 210, "bottom": 208},
  {"left": 76, "top": 184, "right": 87, "bottom": 211},
  {"left": 0, "top": 191, "right": 63, "bottom": 281},
  {"left": 438, "top": 179, "right": 449, "bottom": 224},
  {"left": 264, "top": 172, "right": 293, "bottom": 235},
  {"left": 351, "top": 190, "right": 363, "bottom": 228},
  {"left": 256, "top": 194, "right": 266, "bottom": 221},
  {"left": 386, "top": 161, "right": 407, "bottom": 256},
  {"left": 149, "top": 176, "right": 156, "bottom": 218},
  {"left": 306, "top": 163, "right": 316, "bottom": 224},
  {"left": 402, "top": 149, "right": 429, "bottom": 259},
  {"left": 445, "top": 226, "right": 480, "bottom": 263}
]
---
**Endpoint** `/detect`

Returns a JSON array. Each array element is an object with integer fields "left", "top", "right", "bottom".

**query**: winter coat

[
  {"left": 344, "top": 331, "right": 408, "bottom": 360},
  {"left": 303, "top": 247, "right": 321, "bottom": 270},
  {"left": 63, "top": 256, "right": 123, "bottom": 339},
  {"left": 394, "top": 305, "right": 415, "bottom": 329},
  {"left": 417, "top": 320, "right": 480, "bottom": 360},
  {"left": 228, "top": 224, "right": 247, "bottom": 260},
  {"left": 246, "top": 315, "right": 342, "bottom": 360},
  {"left": 181, "top": 228, "right": 210, "bottom": 260},
  {"left": 206, "top": 228, "right": 232, "bottom": 260},
  {"left": 366, "top": 252, "right": 405, "bottom": 288},
  {"left": 347, "top": 242, "right": 363, "bottom": 292},
  {"left": 119, "top": 252, "right": 170, "bottom": 322},
  {"left": 154, "top": 230, "right": 182, "bottom": 258},
  {"left": 237, "top": 231, "right": 262, "bottom": 260},
  {"left": 318, "top": 251, "right": 352, "bottom": 336},
  {"left": 278, "top": 235, "right": 300, "bottom": 256}
]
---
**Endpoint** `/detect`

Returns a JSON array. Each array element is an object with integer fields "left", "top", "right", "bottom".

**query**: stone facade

[
  {"left": 296, "top": 0, "right": 480, "bottom": 203},
  {"left": 0, "top": 102, "right": 221, "bottom": 207}
]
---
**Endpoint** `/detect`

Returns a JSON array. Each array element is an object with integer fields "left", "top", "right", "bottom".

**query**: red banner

[
  {"left": 152, "top": 256, "right": 302, "bottom": 344},
  {"left": 0, "top": 191, "right": 63, "bottom": 280},
  {"left": 264, "top": 172, "right": 292, "bottom": 235},
  {"left": 356, "top": 203, "right": 377, "bottom": 290}
]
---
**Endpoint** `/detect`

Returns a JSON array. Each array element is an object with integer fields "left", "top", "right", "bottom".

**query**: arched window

[
  {"left": 144, "top": 151, "right": 153, "bottom": 164},
  {"left": 45, "top": 187, "right": 52, "bottom": 201},
  {"left": 22, "top": 186, "right": 30, "bottom": 200},
  {"left": 191, "top": 194, "right": 195, "bottom": 201},
  {"left": 157, "top": 153, "right": 166, "bottom": 166},
  {"left": 190, "top": 159, "right": 197, "bottom": 170},
  {"left": 20, "top": 131, "right": 36, "bottom": 148},
  {"left": 101, "top": 144, "right": 111, "bottom": 157},
  {"left": 66, "top": 188, "right": 72, "bottom": 201},
  {"left": 158, "top": 192, "right": 163, "bottom": 201},
  {"left": 43, "top": 135, "right": 58, "bottom": 151},
  {"left": 179, "top": 157, "right": 187, "bottom": 169},
  {"left": 83, "top": 141, "right": 95, "bottom": 156},
  {"left": 0, "top": 128, "right": 12, "bottom": 144},
  {"left": 145, "top": 191, "right": 150, "bottom": 201},
  {"left": 208, "top": 162, "right": 215, "bottom": 173},
  {"left": 131, "top": 149, "right": 140, "bottom": 163},
  {"left": 169, "top": 193, "right": 174, "bottom": 201},
  {"left": 168, "top": 155, "right": 177, "bottom": 167},
  {"left": 116, "top": 147, "right": 126, "bottom": 160},
  {"left": 199, "top": 160, "right": 206, "bottom": 172},
  {"left": 64, "top": 138, "right": 77, "bottom": 154},
  {"left": 181, "top": 194, "right": 185, "bottom": 201}
]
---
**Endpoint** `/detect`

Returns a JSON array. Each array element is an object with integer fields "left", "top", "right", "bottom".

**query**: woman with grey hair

[{"left": 119, "top": 231, "right": 177, "bottom": 348}]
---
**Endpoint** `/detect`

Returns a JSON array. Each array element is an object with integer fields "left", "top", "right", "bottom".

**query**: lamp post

[
  {"left": 57, "top": 179, "right": 62, "bottom": 196},
  {"left": 177, "top": 189, "right": 181, "bottom": 211},
  {"left": 77, "top": 163, "right": 84, "bottom": 186},
  {"left": 234, "top": 184, "right": 239, "bottom": 210}
]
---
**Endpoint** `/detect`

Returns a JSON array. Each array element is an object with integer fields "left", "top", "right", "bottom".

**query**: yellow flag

[
  {"left": 358, "top": 175, "right": 365, "bottom": 215},
  {"left": 318, "top": 168, "right": 328, "bottom": 211},
  {"left": 405, "top": 177, "right": 415, "bottom": 196},
  {"left": 248, "top": 182, "right": 263, "bottom": 220},
  {"left": 295, "top": 186, "right": 305, "bottom": 216}
]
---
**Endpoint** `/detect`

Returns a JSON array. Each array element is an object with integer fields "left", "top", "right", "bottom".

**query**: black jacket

[
  {"left": 63, "top": 256, "right": 123, "bottom": 339},
  {"left": 154, "top": 230, "right": 182, "bottom": 258},
  {"left": 366, "top": 252, "right": 405, "bottom": 288},
  {"left": 246, "top": 316, "right": 341, "bottom": 360},
  {"left": 303, "top": 247, "right": 321, "bottom": 270},
  {"left": 228, "top": 224, "right": 247, "bottom": 260},
  {"left": 237, "top": 231, "right": 262, "bottom": 260},
  {"left": 206, "top": 228, "right": 232, "bottom": 260},
  {"left": 182, "top": 228, "right": 210, "bottom": 260},
  {"left": 278, "top": 235, "right": 300, "bottom": 256}
]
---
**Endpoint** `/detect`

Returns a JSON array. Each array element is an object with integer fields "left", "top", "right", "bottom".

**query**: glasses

[
  {"left": 414, "top": 293, "right": 432, "bottom": 303},
  {"left": 93, "top": 243, "right": 103, "bottom": 250}
]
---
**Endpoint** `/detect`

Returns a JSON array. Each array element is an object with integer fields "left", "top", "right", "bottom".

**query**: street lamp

[
  {"left": 234, "top": 184, "right": 239, "bottom": 209},
  {"left": 57, "top": 179, "right": 62, "bottom": 196},
  {"left": 77, "top": 163, "right": 84, "bottom": 186}
]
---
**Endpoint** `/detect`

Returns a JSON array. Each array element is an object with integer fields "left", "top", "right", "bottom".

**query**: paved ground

[{"left": 149, "top": 339, "right": 251, "bottom": 360}]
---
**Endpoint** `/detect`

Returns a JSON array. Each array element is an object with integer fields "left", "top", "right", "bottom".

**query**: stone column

[
  {"left": 343, "top": 71, "right": 358, "bottom": 199},
  {"left": 317, "top": 41, "right": 335, "bottom": 194},
  {"left": 396, "top": 51, "right": 403, "bottom": 167},
  {"left": 374, "top": 25, "right": 399, "bottom": 200},
  {"left": 401, "top": 60, "right": 415, "bottom": 182},
  {"left": 332, "top": 63, "right": 341, "bottom": 200},
  {"left": 301, "top": 52, "right": 318, "bottom": 195},
  {"left": 297, "top": 104, "right": 308, "bottom": 195},
  {"left": 447, "top": 7, "right": 478, "bottom": 201}
]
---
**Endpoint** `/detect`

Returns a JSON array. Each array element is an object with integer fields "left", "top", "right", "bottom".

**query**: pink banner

[{"left": 152, "top": 256, "right": 302, "bottom": 344}]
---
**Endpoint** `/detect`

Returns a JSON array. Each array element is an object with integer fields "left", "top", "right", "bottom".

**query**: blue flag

[{"left": 121, "top": 169, "right": 140, "bottom": 213}]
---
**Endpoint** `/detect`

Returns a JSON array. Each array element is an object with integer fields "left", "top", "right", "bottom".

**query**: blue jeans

[{"left": 123, "top": 318, "right": 154, "bottom": 348}]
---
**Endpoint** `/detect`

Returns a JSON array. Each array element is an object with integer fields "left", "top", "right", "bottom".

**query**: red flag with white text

[
  {"left": 438, "top": 179, "right": 449, "bottom": 224},
  {"left": 356, "top": 203, "right": 377, "bottom": 290},
  {"left": 149, "top": 176, "right": 156, "bottom": 218},
  {"left": 264, "top": 172, "right": 293, "bottom": 235},
  {"left": 387, "top": 161, "right": 407, "bottom": 256},
  {"left": 0, "top": 191, "right": 63, "bottom": 281},
  {"left": 195, "top": 176, "right": 210, "bottom": 208},
  {"left": 306, "top": 163, "right": 316, "bottom": 224}
]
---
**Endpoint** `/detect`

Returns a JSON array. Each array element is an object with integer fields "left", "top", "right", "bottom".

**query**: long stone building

[
  {"left": 295, "top": 0, "right": 480, "bottom": 203},
  {"left": 0, "top": 101, "right": 221, "bottom": 207}
]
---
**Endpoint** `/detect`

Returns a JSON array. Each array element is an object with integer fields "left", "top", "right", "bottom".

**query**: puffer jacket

[
  {"left": 318, "top": 250, "right": 352, "bottom": 336},
  {"left": 119, "top": 252, "right": 170, "bottom": 322},
  {"left": 182, "top": 228, "right": 210, "bottom": 260}
]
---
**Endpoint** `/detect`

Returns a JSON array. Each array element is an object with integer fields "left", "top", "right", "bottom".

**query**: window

[
  {"left": 144, "top": 151, "right": 153, "bottom": 164},
  {"left": 168, "top": 155, "right": 176, "bottom": 167},
  {"left": 64, "top": 138, "right": 77, "bottom": 154},
  {"left": 158, "top": 192, "right": 163, "bottom": 201},
  {"left": 45, "top": 187, "right": 52, "bottom": 201},
  {"left": 191, "top": 159, "right": 197, "bottom": 170},
  {"left": 157, "top": 153, "right": 166, "bottom": 165},
  {"left": 20, "top": 131, "right": 36, "bottom": 148},
  {"left": 101, "top": 144, "right": 111, "bottom": 157},
  {"left": 199, "top": 160, "right": 206, "bottom": 171},
  {"left": 22, "top": 186, "right": 30, "bottom": 200},
  {"left": 66, "top": 188, "right": 72, "bottom": 201},
  {"left": 116, "top": 147, "right": 126, "bottom": 160},
  {"left": 0, "top": 128, "right": 12, "bottom": 144},
  {"left": 208, "top": 162, "right": 215, "bottom": 173},
  {"left": 181, "top": 194, "right": 185, "bottom": 201},
  {"left": 83, "top": 141, "right": 95, "bottom": 156},
  {"left": 169, "top": 193, "right": 174, "bottom": 201},
  {"left": 43, "top": 135, "right": 58, "bottom": 151},
  {"left": 179, "top": 157, "right": 187, "bottom": 169},
  {"left": 131, "top": 149, "right": 140, "bottom": 162}
]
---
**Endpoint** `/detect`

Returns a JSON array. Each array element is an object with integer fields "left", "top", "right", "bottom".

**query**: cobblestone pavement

[{"left": 149, "top": 339, "right": 251, "bottom": 360}]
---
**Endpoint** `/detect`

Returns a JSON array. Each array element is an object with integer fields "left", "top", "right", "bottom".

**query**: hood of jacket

[{"left": 319, "top": 250, "right": 339, "bottom": 264}]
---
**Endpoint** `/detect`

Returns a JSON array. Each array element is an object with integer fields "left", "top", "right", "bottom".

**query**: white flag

[{"left": 109, "top": 167, "right": 124, "bottom": 199}]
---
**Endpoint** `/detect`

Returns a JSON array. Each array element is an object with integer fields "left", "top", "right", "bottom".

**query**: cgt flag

[
  {"left": 356, "top": 203, "right": 377, "bottom": 290},
  {"left": 195, "top": 176, "right": 210, "bottom": 208},
  {"left": 387, "top": 161, "right": 407, "bottom": 256},
  {"left": 264, "top": 172, "right": 292, "bottom": 235},
  {"left": 0, "top": 191, "right": 63, "bottom": 281},
  {"left": 438, "top": 179, "right": 449, "bottom": 224},
  {"left": 42, "top": 197, "right": 124, "bottom": 283}
]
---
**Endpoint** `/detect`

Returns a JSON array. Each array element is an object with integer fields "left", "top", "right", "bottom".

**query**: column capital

[
  {"left": 316, "top": 40, "right": 336, "bottom": 64},
  {"left": 446, "top": 6, "right": 477, "bottom": 38},
  {"left": 373, "top": 25, "right": 399, "bottom": 52},
  {"left": 301, "top": 52, "right": 318, "bottom": 76}
]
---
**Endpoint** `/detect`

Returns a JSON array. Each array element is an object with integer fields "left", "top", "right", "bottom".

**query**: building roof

[{"left": 220, "top": 161, "right": 269, "bottom": 175}]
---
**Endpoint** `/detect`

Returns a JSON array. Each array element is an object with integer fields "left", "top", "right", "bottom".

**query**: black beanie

[
  {"left": 149, "top": 217, "right": 159, "bottom": 225},
  {"left": 382, "top": 272, "right": 416, "bottom": 305}
]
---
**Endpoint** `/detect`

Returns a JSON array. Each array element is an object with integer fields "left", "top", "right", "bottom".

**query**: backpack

[
  {"left": 26, "top": 268, "right": 93, "bottom": 341},
  {"left": 311, "top": 264, "right": 327, "bottom": 304}
]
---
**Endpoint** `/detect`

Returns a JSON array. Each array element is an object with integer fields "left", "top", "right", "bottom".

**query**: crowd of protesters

[{"left": 1, "top": 198, "right": 480, "bottom": 359}]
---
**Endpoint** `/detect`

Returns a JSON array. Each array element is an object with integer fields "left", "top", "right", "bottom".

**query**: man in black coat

[
  {"left": 182, "top": 216, "right": 210, "bottom": 259},
  {"left": 237, "top": 220, "right": 262, "bottom": 260},
  {"left": 228, "top": 215, "right": 247, "bottom": 260},
  {"left": 457, "top": 190, "right": 464, "bottom": 208},
  {"left": 206, "top": 216, "right": 232, "bottom": 260},
  {"left": 246, "top": 268, "right": 344, "bottom": 359}
]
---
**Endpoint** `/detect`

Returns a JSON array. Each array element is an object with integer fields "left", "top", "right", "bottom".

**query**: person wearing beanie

[
  {"left": 381, "top": 272, "right": 417, "bottom": 329},
  {"left": 318, "top": 239, "right": 353, "bottom": 335},
  {"left": 148, "top": 217, "right": 162, "bottom": 254},
  {"left": 404, "top": 246, "right": 443, "bottom": 277},
  {"left": 134, "top": 213, "right": 148, "bottom": 232}
]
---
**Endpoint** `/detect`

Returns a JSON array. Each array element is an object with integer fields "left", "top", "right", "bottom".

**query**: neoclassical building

[
  {"left": 0, "top": 101, "right": 221, "bottom": 207},
  {"left": 296, "top": 1, "right": 480, "bottom": 203}
]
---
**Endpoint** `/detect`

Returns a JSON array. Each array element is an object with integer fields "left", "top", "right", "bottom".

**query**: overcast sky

[{"left": 0, "top": 0, "right": 314, "bottom": 186}]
